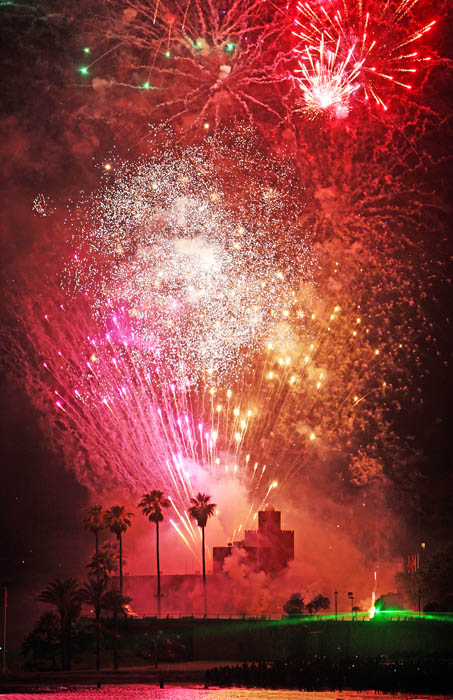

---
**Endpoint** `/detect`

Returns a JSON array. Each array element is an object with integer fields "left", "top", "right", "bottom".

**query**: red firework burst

[{"left": 292, "top": 0, "right": 436, "bottom": 114}]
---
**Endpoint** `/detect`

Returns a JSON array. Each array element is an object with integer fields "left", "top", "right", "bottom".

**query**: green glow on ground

[{"left": 266, "top": 611, "right": 453, "bottom": 625}]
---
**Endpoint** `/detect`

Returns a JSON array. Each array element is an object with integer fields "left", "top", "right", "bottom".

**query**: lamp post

[
  {"left": 334, "top": 591, "right": 338, "bottom": 620},
  {"left": 2, "top": 586, "right": 6, "bottom": 673},
  {"left": 348, "top": 591, "right": 354, "bottom": 617}
]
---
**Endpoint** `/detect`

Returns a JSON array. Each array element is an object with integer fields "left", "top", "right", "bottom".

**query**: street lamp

[
  {"left": 2, "top": 586, "right": 6, "bottom": 672},
  {"left": 348, "top": 591, "right": 354, "bottom": 617}
]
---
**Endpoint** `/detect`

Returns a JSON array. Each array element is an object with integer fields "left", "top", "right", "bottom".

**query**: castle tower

[
  {"left": 213, "top": 504, "right": 294, "bottom": 575},
  {"left": 258, "top": 503, "right": 281, "bottom": 534}
]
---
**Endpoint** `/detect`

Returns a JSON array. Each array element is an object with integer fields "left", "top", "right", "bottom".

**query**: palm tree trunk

[
  {"left": 95, "top": 530, "right": 100, "bottom": 586},
  {"left": 95, "top": 608, "right": 100, "bottom": 671},
  {"left": 112, "top": 611, "right": 119, "bottom": 670},
  {"left": 66, "top": 621, "right": 72, "bottom": 671},
  {"left": 156, "top": 520, "right": 161, "bottom": 617},
  {"left": 119, "top": 535, "right": 123, "bottom": 596},
  {"left": 59, "top": 617, "right": 66, "bottom": 671},
  {"left": 202, "top": 526, "right": 207, "bottom": 616}
]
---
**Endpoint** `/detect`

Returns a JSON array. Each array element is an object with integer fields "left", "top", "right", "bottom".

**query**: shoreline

[
  {"left": 0, "top": 661, "right": 217, "bottom": 693},
  {"left": 1, "top": 661, "right": 453, "bottom": 696}
]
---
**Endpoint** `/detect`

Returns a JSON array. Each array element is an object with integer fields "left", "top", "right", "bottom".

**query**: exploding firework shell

[
  {"left": 292, "top": 0, "right": 436, "bottom": 114},
  {"left": 78, "top": 0, "right": 295, "bottom": 133},
  {"left": 66, "top": 134, "right": 315, "bottom": 382}
]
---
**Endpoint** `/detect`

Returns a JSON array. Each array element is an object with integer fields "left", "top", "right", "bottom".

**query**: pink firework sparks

[
  {"left": 17, "top": 298, "right": 261, "bottom": 548},
  {"left": 292, "top": 0, "right": 436, "bottom": 112}
]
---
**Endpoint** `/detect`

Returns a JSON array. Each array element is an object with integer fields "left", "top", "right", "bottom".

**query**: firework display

[
  {"left": 14, "top": 221, "right": 434, "bottom": 503},
  {"left": 2, "top": 0, "right": 449, "bottom": 616},
  {"left": 8, "top": 117, "right": 446, "bottom": 565},
  {"left": 80, "top": 0, "right": 294, "bottom": 132},
  {"left": 73, "top": 0, "right": 440, "bottom": 133},
  {"left": 12, "top": 210, "right": 439, "bottom": 567},
  {"left": 292, "top": 0, "right": 436, "bottom": 115},
  {"left": 67, "top": 135, "right": 313, "bottom": 380},
  {"left": 11, "top": 288, "right": 375, "bottom": 543}
]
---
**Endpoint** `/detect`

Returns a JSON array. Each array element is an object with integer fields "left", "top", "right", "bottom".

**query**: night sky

[{"left": 1, "top": 0, "right": 452, "bottom": 659}]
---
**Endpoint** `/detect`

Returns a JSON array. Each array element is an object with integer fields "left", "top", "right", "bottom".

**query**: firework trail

[
  {"left": 11, "top": 229, "right": 429, "bottom": 521},
  {"left": 2, "top": 138, "right": 402, "bottom": 545},
  {"left": 7, "top": 126, "right": 445, "bottom": 512},
  {"left": 79, "top": 0, "right": 294, "bottom": 133},
  {"left": 285, "top": 97, "right": 450, "bottom": 244},
  {"left": 7, "top": 216, "right": 445, "bottom": 563},
  {"left": 7, "top": 285, "right": 379, "bottom": 540},
  {"left": 292, "top": 0, "right": 437, "bottom": 115},
  {"left": 3, "top": 137, "right": 315, "bottom": 548}
]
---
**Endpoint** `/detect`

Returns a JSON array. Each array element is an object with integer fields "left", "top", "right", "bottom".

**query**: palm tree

[
  {"left": 188, "top": 492, "right": 216, "bottom": 615},
  {"left": 79, "top": 578, "right": 108, "bottom": 671},
  {"left": 138, "top": 490, "right": 171, "bottom": 617},
  {"left": 83, "top": 504, "right": 104, "bottom": 586},
  {"left": 87, "top": 541, "right": 119, "bottom": 584},
  {"left": 21, "top": 611, "right": 60, "bottom": 670},
  {"left": 102, "top": 589, "right": 132, "bottom": 670},
  {"left": 38, "top": 578, "right": 81, "bottom": 670},
  {"left": 103, "top": 506, "right": 133, "bottom": 596}
]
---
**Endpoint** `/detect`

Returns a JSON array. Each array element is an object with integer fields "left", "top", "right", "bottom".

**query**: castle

[
  {"left": 120, "top": 504, "right": 294, "bottom": 615},
  {"left": 213, "top": 504, "right": 294, "bottom": 576}
]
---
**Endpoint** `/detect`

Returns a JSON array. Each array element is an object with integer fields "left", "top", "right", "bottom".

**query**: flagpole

[{"left": 2, "top": 586, "right": 7, "bottom": 672}]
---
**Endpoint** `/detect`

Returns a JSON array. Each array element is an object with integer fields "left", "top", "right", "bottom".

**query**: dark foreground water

[{"left": 2, "top": 688, "right": 450, "bottom": 699}]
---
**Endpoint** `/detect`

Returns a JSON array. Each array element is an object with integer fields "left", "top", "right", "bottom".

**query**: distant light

[
  {"left": 203, "top": 122, "right": 210, "bottom": 130},
  {"left": 104, "top": 163, "right": 112, "bottom": 171},
  {"left": 83, "top": 47, "right": 91, "bottom": 54},
  {"left": 79, "top": 66, "right": 89, "bottom": 75},
  {"left": 225, "top": 41, "right": 236, "bottom": 52},
  {"left": 165, "top": 50, "right": 171, "bottom": 58}
]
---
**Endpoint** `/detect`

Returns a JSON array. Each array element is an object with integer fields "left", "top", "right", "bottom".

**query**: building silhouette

[{"left": 213, "top": 504, "right": 294, "bottom": 576}]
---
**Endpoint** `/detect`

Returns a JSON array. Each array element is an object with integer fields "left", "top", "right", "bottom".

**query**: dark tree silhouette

[
  {"left": 138, "top": 490, "right": 171, "bottom": 617},
  {"left": 306, "top": 593, "right": 330, "bottom": 615},
  {"left": 103, "top": 589, "right": 132, "bottom": 670},
  {"left": 87, "top": 541, "right": 119, "bottom": 583},
  {"left": 283, "top": 592, "right": 305, "bottom": 616},
  {"left": 188, "top": 492, "right": 216, "bottom": 615},
  {"left": 83, "top": 504, "right": 104, "bottom": 586},
  {"left": 103, "top": 505, "right": 133, "bottom": 596},
  {"left": 79, "top": 578, "right": 108, "bottom": 671},
  {"left": 21, "top": 611, "right": 60, "bottom": 670},
  {"left": 37, "top": 578, "right": 81, "bottom": 670}
]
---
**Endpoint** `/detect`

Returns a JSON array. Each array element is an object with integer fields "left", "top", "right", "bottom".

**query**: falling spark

[{"left": 292, "top": 0, "right": 436, "bottom": 113}]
